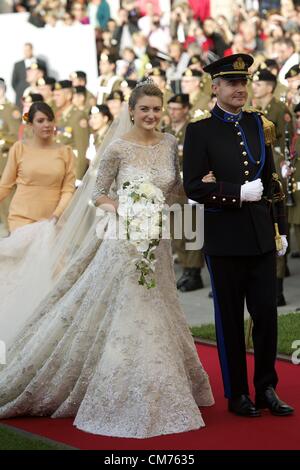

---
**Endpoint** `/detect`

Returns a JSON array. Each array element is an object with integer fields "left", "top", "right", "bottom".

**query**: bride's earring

[{"left": 130, "top": 115, "right": 134, "bottom": 123}]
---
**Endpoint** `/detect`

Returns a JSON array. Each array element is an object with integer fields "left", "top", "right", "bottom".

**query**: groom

[{"left": 183, "top": 54, "right": 294, "bottom": 417}]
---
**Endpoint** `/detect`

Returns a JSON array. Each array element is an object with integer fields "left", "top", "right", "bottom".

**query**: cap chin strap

[{"left": 213, "top": 71, "right": 251, "bottom": 79}]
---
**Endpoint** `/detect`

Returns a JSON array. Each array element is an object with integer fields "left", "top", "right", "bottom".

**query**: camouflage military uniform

[
  {"left": 189, "top": 90, "right": 211, "bottom": 120},
  {"left": 288, "top": 135, "right": 300, "bottom": 252},
  {"left": 0, "top": 101, "right": 21, "bottom": 228},
  {"left": 260, "top": 97, "right": 293, "bottom": 281},
  {"left": 55, "top": 105, "right": 89, "bottom": 180}
]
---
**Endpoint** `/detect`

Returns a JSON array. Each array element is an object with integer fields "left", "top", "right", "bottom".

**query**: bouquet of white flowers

[{"left": 117, "top": 176, "right": 166, "bottom": 289}]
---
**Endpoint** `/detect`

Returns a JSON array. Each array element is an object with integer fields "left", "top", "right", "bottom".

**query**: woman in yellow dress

[{"left": 0, "top": 102, "right": 75, "bottom": 232}]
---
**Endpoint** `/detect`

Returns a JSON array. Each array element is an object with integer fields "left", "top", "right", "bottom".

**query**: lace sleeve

[{"left": 91, "top": 141, "right": 120, "bottom": 204}]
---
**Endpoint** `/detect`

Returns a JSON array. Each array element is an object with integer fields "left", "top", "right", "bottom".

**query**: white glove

[
  {"left": 240, "top": 179, "right": 263, "bottom": 202},
  {"left": 277, "top": 235, "right": 288, "bottom": 257},
  {"left": 281, "top": 163, "right": 289, "bottom": 179}
]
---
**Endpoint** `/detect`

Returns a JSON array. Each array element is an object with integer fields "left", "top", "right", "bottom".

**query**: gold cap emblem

[
  {"left": 184, "top": 69, "right": 193, "bottom": 77},
  {"left": 233, "top": 57, "right": 246, "bottom": 70}
]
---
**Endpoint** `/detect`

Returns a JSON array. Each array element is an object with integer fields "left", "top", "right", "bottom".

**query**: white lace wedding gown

[{"left": 0, "top": 133, "right": 214, "bottom": 438}]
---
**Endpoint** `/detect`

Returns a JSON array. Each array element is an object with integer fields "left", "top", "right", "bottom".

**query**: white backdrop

[{"left": 0, "top": 13, "right": 98, "bottom": 103}]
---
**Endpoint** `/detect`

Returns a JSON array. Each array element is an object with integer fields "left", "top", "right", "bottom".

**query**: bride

[{"left": 0, "top": 81, "right": 214, "bottom": 438}]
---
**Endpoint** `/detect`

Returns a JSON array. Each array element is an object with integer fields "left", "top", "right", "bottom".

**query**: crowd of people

[
  {"left": 0, "top": 0, "right": 298, "bottom": 441},
  {"left": 1, "top": 1, "right": 300, "bottom": 300}
]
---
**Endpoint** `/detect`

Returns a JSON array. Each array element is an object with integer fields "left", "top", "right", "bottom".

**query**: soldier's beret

[
  {"left": 188, "top": 55, "right": 204, "bottom": 67},
  {"left": 252, "top": 69, "right": 276, "bottom": 82},
  {"left": 23, "top": 93, "right": 44, "bottom": 103},
  {"left": 204, "top": 54, "right": 253, "bottom": 80},
  {"left": 70, "top": 71, "right": 87, "bottom": 80},
  {"left": 37, "top": 77, "right": 56, "bottom": 88},
  {"left": 182, "top": 68, "right": 202, "bottom": 78},
  {"left": 89, "top": 104, "right": 112, "bottom": 120},
  {"left": 168, "top": 94, "right": 190, "bottom": 107},
  {"left": 100, "top": 53, "right": 117, "bottom": 64},
  {"left": 264, "top": 59, "right": 278, "bottom": 70},
  {"left": 285, "top": 64, "right": 300, "bottom": 79},
  {"left": 55, "top": 80, "right": 73, "bottom": 90},
  {"left": 121, "top": 79, "right": 137, "bottom": 89},
  {"left": 148, "top": 67, "right": 166, "bottom": 78},
  {"left": 27, "top": 61, "right": 47, "bottom": 74}
]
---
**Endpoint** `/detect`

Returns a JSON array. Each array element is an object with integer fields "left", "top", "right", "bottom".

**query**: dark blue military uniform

[{"left": 183, "top": 55, "right": 287, "bottom": 401}]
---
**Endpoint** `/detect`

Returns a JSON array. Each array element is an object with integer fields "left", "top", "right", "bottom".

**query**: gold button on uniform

[
  {"left": 245, "top": 170, "right": 249, "bottom": 176},
  {"left": 244, "top": 161, "right": 248, "bottom": 166},
  {"left": 232, "top": 199, "right": 236, "bottom": 203},
  {"left": 222, "top": 197, "right": 226, "bottom": 201},
  {"left": 212, "top": 196, "right": 216, "bottom": 200}
]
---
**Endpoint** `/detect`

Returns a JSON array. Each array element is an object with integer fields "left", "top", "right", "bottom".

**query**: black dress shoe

[
  {"left": 256, "top": 386, "right": 294, "bottom": 416},
  {"left": 228, "top": 395, "right": 261, "bottom": 417},
  {"left": 291, "top": 251, "right": 300, "bottom": 259},
  {"left": 178, "top": 268, "right": 204, "bottom": 292},
  {"left": 176, "top": 269, "right": 191, "bottom": 289},
  {"left": 277, "top": 293, "right": 286, "bottom": 307}
]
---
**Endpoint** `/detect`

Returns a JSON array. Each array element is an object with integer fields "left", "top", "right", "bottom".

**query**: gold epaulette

[
  {"left": 261, "top": 115, "right": 276, "bottom": 145},
  {"left": 244, "top": 108, "right": 276, "bottom": 145},
  {"left": 190, "top": 109, "right": 211, "bottom": 123}
]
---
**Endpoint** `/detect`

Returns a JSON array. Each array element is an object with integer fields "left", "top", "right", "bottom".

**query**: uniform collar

[{"left": 213, "top": 103, "right": 243, "bottom": 123}]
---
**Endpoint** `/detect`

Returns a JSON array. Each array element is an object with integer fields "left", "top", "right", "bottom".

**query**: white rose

[
  {"left": 135, "top": 240, "right": 150, "bottom": 252},
  {"left": 139, "top": 182, "right": 157, "bottom": 199},
  {"left": 131, "top": 202, "right": 145, "bottom": 216}
]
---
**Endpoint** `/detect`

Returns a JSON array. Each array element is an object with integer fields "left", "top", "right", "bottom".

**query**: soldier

[
  {"left": 36, "top": 77, "right": 56, "bottom": 112},
  {"left": 72, "top": 86, "right": 90, "bottom": 117},
  {"left": 251, "top": 68, "right": 293, "bottom": 306},
  {"left": 284, "top": 104, "right": 300, "bottom": 258},
  {"left": 184, "top": 54, "right": 294, "bottom": 417},
  {"left": 262, "top": 59, "right": 288, "bottom": 103},
  {"left": 284, "top": 64, "right": 300, "bottom": 108},
  {"left": 69, "top": 71, "right": 97, "bottom": 108},
  {"left": 53, "top": 80, "right": 89, "bottom": 182},
  {"left": 181, "top": 68, "right": 211, "bottom": 120},
  {"left": 188, "top": 54, "right": 212, "bottom": 97},
  {"left": 120, "top": 79, "right": 137, "bottom": 102},
  {"left": 165, "top": 93, "right": 204, "bottom": 291},
  {"left": 97, "top": 53, "right": 123, "bottom": 105},
  {"left": 106, "top": 90, "right": 124, "bottom": 120},
  {"left": 19, "top": 93, "right": 44, "bottom": 141},
  {"left": 22, "top": 62, "right": 47, "bottom": 99},
  {"left": 0, "top": 78, "right": 21, "bottom": 231},
  {"left": 86, "top": 105, "right": 113, "bottom": 162}
]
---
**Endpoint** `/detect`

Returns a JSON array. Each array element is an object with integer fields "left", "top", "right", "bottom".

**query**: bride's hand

[
  {"left": 202, "top": 171, "right": 216, "bottom": 183},
  {"left": 49, "top": 215, "right": 58, "bottom": 224}
]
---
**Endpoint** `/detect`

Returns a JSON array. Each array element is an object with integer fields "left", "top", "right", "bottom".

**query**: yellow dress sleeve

[
  {"left": 52, "top": 146, "right": 76, "bottom": 218},
  {"left": 0, "top": 141, "right": 20, "bottom": 202}
]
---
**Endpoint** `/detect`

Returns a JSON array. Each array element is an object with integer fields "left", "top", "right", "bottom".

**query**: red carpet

[{"left": 1, "top": 344, "right": 299, "bottom": 450}]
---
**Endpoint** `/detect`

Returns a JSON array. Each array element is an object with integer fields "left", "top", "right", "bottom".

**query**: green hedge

[{"left": 191, "top": 313, "right": 300, "bottom": 356}]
